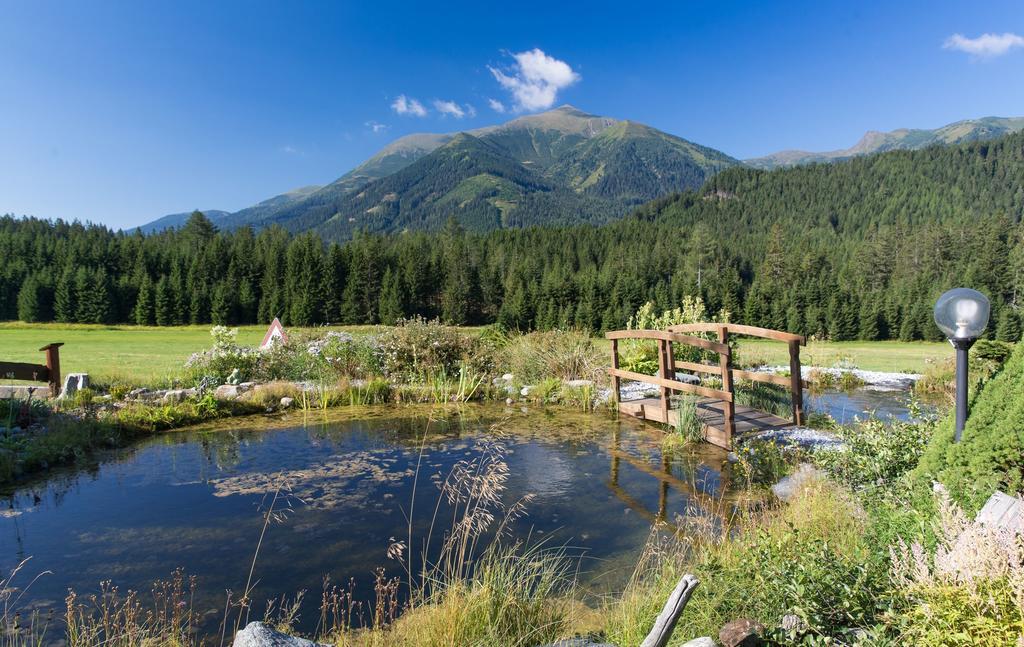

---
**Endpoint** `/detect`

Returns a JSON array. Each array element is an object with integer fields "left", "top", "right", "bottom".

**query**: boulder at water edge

[
  {"left": 719, "top": 618, "right": 764, "bottom": 647},
  {"left": 232, "top": 621, "right": 329, "bottom": 647}
]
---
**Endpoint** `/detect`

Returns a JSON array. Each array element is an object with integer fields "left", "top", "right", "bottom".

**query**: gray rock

[
  {"left": 280, "top": 397, "right": 295, "bottom": 409},
  {"left": 674, "top": 372, "right": 701, "bottom": 385},
  {"left": 520, "top": 385, "right": 532, "bottom": 397},
  {"left": 505, "top": 398, "right": 514, "bottom": 405},
  {"left": 232, "top": 621, "right": 329, "bottom": 647},
  {"left": 215, "top": 384, "right": 242, "bottom": 400},
  {"left": 127, "top": 388, "right": 149, "bottom": 399},
  {"left": 564, "top": 379, "right": 595, "bottom": 388},
  {"left": 162, "top": 389, "right": 188, "bottom": 404},
  {"left": 780, "top": 614, "right": 805, "bottom": 633},
  {"left": 502, "top": 373, "right": 514, "bottom": 381},
  {"left": 681, "top": 639, "right": 717, "bottom": 647},
  {"left": 60, "top": 373, "right": 90, "bottom": 399},
  {"left": 771, "top": 464, "right": 824, "bottom": 503},
  {"left": 726, "top": 452, "right": 740, "bottom": 463}
]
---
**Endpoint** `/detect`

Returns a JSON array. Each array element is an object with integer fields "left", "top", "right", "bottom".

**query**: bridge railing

[
  {"left": 666, "top": 323, "right": 806, "bottom": 426},
  {"left": 606, "top": 328, "right": 736, "bottom": 435},
  {"left": 606, "top": 323, "right": 808, "bottom": 441}
]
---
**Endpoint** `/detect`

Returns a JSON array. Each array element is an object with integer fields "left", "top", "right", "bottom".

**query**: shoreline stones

[{"left": 232, "top": 621, "right": 329, "bottom": 647}]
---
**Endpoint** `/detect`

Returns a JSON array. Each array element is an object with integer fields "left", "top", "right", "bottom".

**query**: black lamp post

[{"left": 933, "top": 288, "right": 990, "bottom": 442}]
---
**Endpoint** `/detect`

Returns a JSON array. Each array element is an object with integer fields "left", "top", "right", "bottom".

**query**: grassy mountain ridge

[
  {"left": 746, "top": 115, "right": 1024, "bottom": 169},
  {"left": 138, "top": 105, "right": 737, "bottom": 238},
  {"left": 274, "top": 106, "right": 738, "bottom": 239}
]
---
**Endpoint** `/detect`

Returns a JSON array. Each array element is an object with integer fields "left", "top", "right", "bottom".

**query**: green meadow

[{"left": 0, "top": 322, "right": 950, "bottom": 386}]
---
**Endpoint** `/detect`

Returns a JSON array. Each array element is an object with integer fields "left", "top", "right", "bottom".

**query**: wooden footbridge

[{"left": 606, "top": 324, "right": 807, "bottom": 450}]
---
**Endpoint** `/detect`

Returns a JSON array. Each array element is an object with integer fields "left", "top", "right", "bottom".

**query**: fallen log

[{"left": 639, "top": 573, "right": 700, "bottom": 647}]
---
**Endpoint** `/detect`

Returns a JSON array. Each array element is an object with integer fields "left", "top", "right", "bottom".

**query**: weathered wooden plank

[
  {"left": 611, "top": 338, "right": 621, "bottom": 405},
  {"left": 604, "top": 329, "right": 729, "bottom": 354},
  {"left": 608, "top": 368, "right": 733, "bottom": 402},
  {"left": 788, "top": 339, "right": 804, "bottom": 426},
  {"left": 674, "top": 360, "right": 722, "bottom": 376},
  {"left": 640, "top": 574, "right": 700, "bottom": 647},
  {"left": 731, "top": 368, "right": 808, "bottom": 388},
  {"left": 718, "top": 326, "right": 734, "bottom": 449},
  {"left": 0, "top": 361, "right": 50, "bottom": 383},
  {"left": 976, "top": 490, "right": 1024, "bottom": 535},
  {"left": 667, "top": 323, "right": 805, "bottom": 344}
]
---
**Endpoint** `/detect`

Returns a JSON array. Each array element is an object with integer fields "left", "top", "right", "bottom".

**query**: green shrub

[
  {"left": 911, "top": 340, "right": 1024, "bottom": 513},
  {"left": 500, "top": 330, "right": 602, "bottom": 385},
  {"left": 815, "top": 411, "right": 936, "bottom": 491},
  {"left": 376, "top": 318, "right": 486, "bottom": 383}
]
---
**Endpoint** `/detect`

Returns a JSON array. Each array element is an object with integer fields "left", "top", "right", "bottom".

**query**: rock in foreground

[{"left": 232, "top": 621, "right": 329, "bottom": 647}]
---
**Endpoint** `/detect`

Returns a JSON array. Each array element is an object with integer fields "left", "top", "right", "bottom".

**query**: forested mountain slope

[
  {"left": 6, "top": 131, "right": 1024, "bottom": 343},
  {"left": 746, "top": 115, "right": 1024, "bottom": 169},
  {"left": 138, "top": 106, "right": 738, "bottom": 238}
]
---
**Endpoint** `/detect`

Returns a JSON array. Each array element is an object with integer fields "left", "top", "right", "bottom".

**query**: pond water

[
  {"left": 807, "top": 387, "right": 930, "bottom": 425},
  {"left": 1, "top": 387, "right": 923, "bottom": 638},
  {"left": 1, "top": 406, "right": 737, "bottom": 636}
]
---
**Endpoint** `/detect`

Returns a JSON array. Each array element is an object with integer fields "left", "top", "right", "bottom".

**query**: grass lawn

[
  {"left": 735, "top": 338, "right": 949, "bottom": 373},
  {"left": 0, "top": 322, "right": 949, "bottom": 386},
  {"left": 0, "top": 322, "right": 387, "bottom": 385}
]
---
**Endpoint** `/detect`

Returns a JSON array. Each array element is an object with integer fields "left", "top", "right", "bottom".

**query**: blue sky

[{"left": 2, "top": 0, "right": 1023, "bottom": 230}]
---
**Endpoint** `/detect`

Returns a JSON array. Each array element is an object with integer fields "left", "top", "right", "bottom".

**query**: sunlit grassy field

[{"left": 0, "top": 322, "right": 949, "bottom": 386}]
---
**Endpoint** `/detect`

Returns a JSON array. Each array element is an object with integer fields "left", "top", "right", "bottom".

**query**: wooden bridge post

[
  {"left": 657, "top": 339, "right": 671, "bottom": 423},
  {"left": 718, "top": 326, "right": 734, "bottom": 447},
  {"left": 788, "top": 339, "right": 804, "bottom": 426},
  {"left": 611, "top": 339, "right": 621, "bottom": 404},
  {"left": 40, "top": 343, "right": 63, "bottom": 396}
]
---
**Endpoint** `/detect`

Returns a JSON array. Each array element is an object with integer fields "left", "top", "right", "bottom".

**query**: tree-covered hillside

[{"left": 4, "top": 131, "right": 1023, "bottom": 342}]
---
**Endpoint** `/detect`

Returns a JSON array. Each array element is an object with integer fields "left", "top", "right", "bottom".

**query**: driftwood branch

[{"left": 639, "top": 574, "right": 700, "bottom": 647}]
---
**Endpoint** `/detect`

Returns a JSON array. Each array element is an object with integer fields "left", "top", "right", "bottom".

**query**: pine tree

[
  {"left": 16, "top": 275, "right": 42, "bottom": 322},
  {"left": 134, "top": 275, "right": 155, "bottom": 325},
  {"left": 210, "top": 282, "right": 232, "bottom": 325},
  {"left": 995, "top": 308, "right": 1022, "bottom": 342},
  {"left": 155, "top": 276, "right": 174, "bottom": 326},
  {"left": 378, "top": 268, "right": 405, "bottom": 325},
  {"left": 54, "top": 267, "right": 76, "bottom": 323}
]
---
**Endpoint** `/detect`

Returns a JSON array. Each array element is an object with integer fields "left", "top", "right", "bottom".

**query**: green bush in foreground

[{"left": 913, "top": 340, "right": 1024, "bottom": 513}]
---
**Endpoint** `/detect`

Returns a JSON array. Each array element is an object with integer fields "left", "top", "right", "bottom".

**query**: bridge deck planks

[{"left": 618, "top": 397, "right": 794, "bottom": 449}]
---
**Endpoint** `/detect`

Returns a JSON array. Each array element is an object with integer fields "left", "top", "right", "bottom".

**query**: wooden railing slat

[
  {"left": 666, "top": 323, "right": 805, "bottom": 344},
  {"left": 607, "top": 367, "right": 733, "bottom": 402},
  {"left": 604, "top": 329, "right": 730, "bottom": 355},
  {"left": 731, "top": 368, "right": 808, "bottom": 388}
]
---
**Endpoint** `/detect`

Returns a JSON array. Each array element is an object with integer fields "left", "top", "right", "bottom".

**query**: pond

[
  {"left": 807, "top": 386, "right": 932, "bottom": 425},
  {"left": 1, "top": 387, "right": 923, "bottom": 638},
  {"left": 2, "top": 406, "right": 739, "bottom": 637}
]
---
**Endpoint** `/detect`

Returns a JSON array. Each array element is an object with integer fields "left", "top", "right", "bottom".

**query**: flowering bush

[
  {"left": 184, "top": 326, "right": 259, "bottom": 384},
  {"left": 888, "top": 488, "right": 1024, "bottom": 646},
  {"left": 620, "top": 297, "right": 730, "bottom": 374},
  {"left": 375, "top": 317, "right": 488, "bottom": 383}
]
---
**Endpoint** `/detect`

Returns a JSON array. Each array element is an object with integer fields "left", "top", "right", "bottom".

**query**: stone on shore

[
  {"left": 681, "top": 638, "right": 717, "bottom": 647},
  {"left": 232, "top": 621, "right": 329, "bottom": 647},
  {"left": 60, "top": 373, "right": 90, "bottom": 399},
  {"left": 771, "top": 463, "right": 824, "bottom": 503},
  {"left": 280, "top": 396, "right": 295, "bottom": 409},
  {"left": 215, "top": 385, "right": 242, "bottom": 400},
  {"left": 719, "top": 618, "right": 764, "bottom": 647}
]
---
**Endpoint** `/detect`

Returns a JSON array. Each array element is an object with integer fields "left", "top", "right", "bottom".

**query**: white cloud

[
  {"left": 281, "top": 145, "right": 300, "bottom": 155},
  {"left": 488, "top": 48, "right": 579, "bottom": 112},
  {"left": 488, "top": 98, "right": 506, "bottom": 113},
  {"left": 433, "top": 99, "right": 467, "bottom": 118},
  {"left": 391, "top": 94, "right": 427, "bottom": 117},
  {"left": 466, "top": 104, "right": 477, "bottom": 118},
  {"left": 365, "top": 120, "right": 389, "bottom": 134},
  {"left": 943, "top": 32, "right": 1024, "bottom": 58}
]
